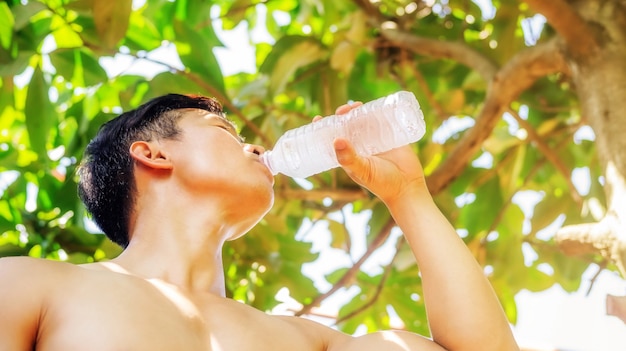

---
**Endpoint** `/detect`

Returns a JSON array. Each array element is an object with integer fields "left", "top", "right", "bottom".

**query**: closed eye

[
  {"left": 201, "top": 112, "right": 245, "bottom": 143},
  {"left": 216, "top": 124, "right": 245, "bottom": 143}
]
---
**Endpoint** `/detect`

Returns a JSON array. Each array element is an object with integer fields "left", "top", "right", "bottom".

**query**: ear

[{"left": 129, "top": 141, "right": 173, "bottom": 170}]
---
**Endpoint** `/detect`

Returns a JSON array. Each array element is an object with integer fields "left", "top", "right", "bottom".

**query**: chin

[
  {"left": 254, "top": 185, "right": 275, "bottom": 213},
  {"left": 227, "top": 194, "right": 274, "bottom": 242}
]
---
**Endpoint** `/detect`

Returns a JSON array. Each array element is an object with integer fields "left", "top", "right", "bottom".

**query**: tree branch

[
  {"left": 351, "top": 0, "right": 387, "bottom": 24},
  {"left": 380, "top": 27, "right": 498, "bottom": 80},
  {"left": 523, "top": 0, "right": 599, "bottom": 59},
  {"left": 295, "top": 218, "right": 396, "bottom": 316},
  {"left": 585, "top": 261, "right": 608, "bottom": 296},
  {"left": 335, "top": 236, "right": 405, "bottom": 326},
  {"left": 555, "top": 222, "right": 611, "bottom": 256},
  {"left": 278, "top": 188, "right": 367, "bottom": 203},
  {"left": 555, "top": 214, "right": 626, "bottom": 277},
  {"left": 426, "top": 38, "right": 568, "bottom": 195}
]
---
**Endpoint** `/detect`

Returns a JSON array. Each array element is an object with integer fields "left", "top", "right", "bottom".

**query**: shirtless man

[{"left": 0, "top": 94, "right": 519, "bottom": 351}]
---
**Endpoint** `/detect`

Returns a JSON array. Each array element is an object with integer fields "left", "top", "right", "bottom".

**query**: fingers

[
  {"left": 313, "top": 101, "right": 363, "bottom": 123},
  {"left": 335, "top": 101, "right": 363, "bottom": 115}
]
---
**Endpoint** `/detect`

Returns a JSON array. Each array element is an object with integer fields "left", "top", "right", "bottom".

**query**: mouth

[{"left": 257, "top": 159, "right": 275, "bottom": 182}]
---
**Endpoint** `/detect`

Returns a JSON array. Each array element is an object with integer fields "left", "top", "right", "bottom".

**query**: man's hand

[{"left": 327, "top": 102, "right": 428, "bottom": 205}]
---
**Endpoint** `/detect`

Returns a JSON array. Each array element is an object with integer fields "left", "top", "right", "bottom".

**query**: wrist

[{"left": 383, "top": 181, "right": 433, "bottom": 212}]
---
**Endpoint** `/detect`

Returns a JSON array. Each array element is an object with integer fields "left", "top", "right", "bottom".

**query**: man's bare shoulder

[
  {"left": 1, "top": 255, "right": 77, "bottom": 271},
  {"left": 1, "top": 255, "right": 85, "bottom": 286},
  {"left": 0, "top": 256, "right": 82, "bottom": 350}
]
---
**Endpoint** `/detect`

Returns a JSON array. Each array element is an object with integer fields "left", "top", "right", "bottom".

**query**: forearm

[{"left": 385, "top": 188, "right": 519, "bottom": 351}]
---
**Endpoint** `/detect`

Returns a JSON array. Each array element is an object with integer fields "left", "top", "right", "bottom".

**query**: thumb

[
  {"left": 334, "top": 138, "right": 356, "bottom": 166},
  {"left": 334, "top": 138, "right": 368, "bottom": 180}
]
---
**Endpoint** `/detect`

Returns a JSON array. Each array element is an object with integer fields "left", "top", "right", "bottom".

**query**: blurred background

[{"left": 1, "top": 0, "right": 625, "bottom": 349}]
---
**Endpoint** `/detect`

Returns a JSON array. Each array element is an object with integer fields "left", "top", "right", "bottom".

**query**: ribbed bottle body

[{"left": 261, "top": 91, "right": 425, "bottom": 178}]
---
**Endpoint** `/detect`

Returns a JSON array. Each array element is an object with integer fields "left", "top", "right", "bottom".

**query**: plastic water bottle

[{"left": 259, "top": 91, "right": 426, "bottom": 178}]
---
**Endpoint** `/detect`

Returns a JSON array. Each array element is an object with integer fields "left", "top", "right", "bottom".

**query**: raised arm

[{"left": 331, "top": 105, "right": 519, "bottom": 351}]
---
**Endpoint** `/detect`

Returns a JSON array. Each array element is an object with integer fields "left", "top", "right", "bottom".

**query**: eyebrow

[
  {"left": 214, "top": 115, "right": 245, "bottom": 143},
  {"left": 189, "top": 108, "right": 245, "bottom": 143}
]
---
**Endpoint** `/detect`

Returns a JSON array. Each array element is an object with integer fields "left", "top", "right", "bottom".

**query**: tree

[{"left": 1, "top": 0, "right": 624, "bottom": 337}]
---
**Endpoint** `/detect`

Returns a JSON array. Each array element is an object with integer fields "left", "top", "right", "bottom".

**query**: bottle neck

[{"left": 259, "top": 151, "right": 278, "bottom": 175}]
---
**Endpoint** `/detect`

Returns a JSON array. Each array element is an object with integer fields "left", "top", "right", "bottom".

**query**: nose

[{"left": 243, "top": 144, "right": 265, "bottom": 156}]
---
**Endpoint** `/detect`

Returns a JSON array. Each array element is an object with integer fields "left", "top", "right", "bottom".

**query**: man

[{"left": 0, "top": 93, "right": 519, "bottom": 350}]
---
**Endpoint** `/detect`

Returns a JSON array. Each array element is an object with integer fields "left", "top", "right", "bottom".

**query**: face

[{"left": 162, "top": 109, "right": 275, "bottom": 230}]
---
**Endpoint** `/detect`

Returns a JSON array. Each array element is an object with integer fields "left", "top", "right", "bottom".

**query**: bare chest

[{"left": 36, "top": 275, "right": 320, "bottom": 351}]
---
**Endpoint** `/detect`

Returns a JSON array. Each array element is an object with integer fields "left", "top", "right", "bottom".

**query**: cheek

[
  {"left": 180, "top": 154, "right": 236, "bottom": 185},
  {"left": 172, "top": 143, "right": 242, "bottom": 187},
  {"left": 186, "top": 135, "right": 243, "bottom": 165}
]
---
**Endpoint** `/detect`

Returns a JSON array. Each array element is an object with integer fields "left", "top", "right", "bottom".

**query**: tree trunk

[
  {"left": 542, "top": 0, "right": 626, "bottom": 321},
  {"left": 553, "top": 0, "right": 626, "bottom": 274}
]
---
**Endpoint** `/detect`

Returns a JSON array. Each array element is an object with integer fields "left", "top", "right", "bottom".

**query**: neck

[{"left": 110, "top": 202, "right": 239, "bottom": 296}]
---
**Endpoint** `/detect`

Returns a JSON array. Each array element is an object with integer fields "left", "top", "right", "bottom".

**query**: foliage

[{"left": 0, "top": 0, "right": 606, "bottom": 333}]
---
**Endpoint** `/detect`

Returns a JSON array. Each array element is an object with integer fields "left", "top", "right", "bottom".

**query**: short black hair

[{"left": 78, "top": 94, "right": 224, "bottom": 247}]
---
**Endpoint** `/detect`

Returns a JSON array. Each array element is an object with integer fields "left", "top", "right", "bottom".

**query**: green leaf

[
  {"left": 530, "top": 193, "right": 568, "bottom": 234},
  {"left": 222, "top": 0, "right": 252, "bottom": 30},
  {"left": 489, "top": 2, "right": 523, "bottom": 64},
  {"left": 458, "top": 176, "right": 503, "bottom": 236},
  {"left": 497, "top": 144, "right": 527, "bottom": 196},
  {"left": 173, "top": 21, "right": 225, "bottom": 96},
  {"left": 178, "top": 0, "right": 214, "bottom": 27},
  {"left": 92, "top": 0, "right": 132, "bottom": 49},
  {"left": 12, "top": 1, "right": 47, "bottom": 31},
  {"left": 327, "top": 219, "right": 350, "bottom": 251},
  {"left": 497, "top": 283, "right": 518, "bottom": 324},
  {"left": 124, "top": 12, "right": 163, "bottom": 51},
  {"left": 15, "top": 14, "right": 52, "bottom": 52},
  {"left": 147, "top": 71, "right": 210, "bottom": 98},
  {"left": 365, "top": 202, "right": 391, "bottom": 246},
  {"left": 0, "top": 143, "right": 18, "bottom": 169},
  {"left": 0, "top": 50, "right": 31, "bottom": 76},
  {"left": 483, "top": 126, "right": 521, "bottom": 154},
  {"left": 259, "top": 36, "right": 327, "bottom": 95},
  {"left": 347, "top": 52, "right": 401, "bottom": 101},
  {"left": 49, "top": 48, "right": 108, "bottom": 86},
  {"left": 330, "top": 41, "right": 358, "bottom": 75},
  {"left": 0, "top": 202, "right": 16, "bottom": 235},
  {"left": 51, "top": 23, "right": 83, "bottom": 49},
  {"left": 524, "top": 267, "right": 555, "bottom": 292},
  {"left": 79, "top": 50, "right": 108, "bottom": 87},
  {"left": 57, "top": 225, "right": 104, "bottom": 250},
  {"left": 277, "top": 232, "right": 316, "bottom": 262},
  {"left": 24, "top": 66, "right": 55, "bottom": 160},
  {"left": 0, "top": 243, "right": 27, "bottom": 257},
  {"left": 382, "top": 270, "right": 428, "bottom": 334},
  {"left": 0, "top": 2, "right": 14, "bottom": 51}
]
